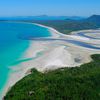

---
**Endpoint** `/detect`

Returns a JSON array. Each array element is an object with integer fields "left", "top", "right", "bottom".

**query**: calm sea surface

[{"left": 0, "top": 22, "right": 51, "bottom": 97}]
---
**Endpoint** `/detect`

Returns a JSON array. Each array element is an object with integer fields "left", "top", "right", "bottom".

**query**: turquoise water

[
  {"left": 0, "top": 22, "right": 51, "bottom": 97},
  {"left": 1, "top": 22, "right": 99, "bottom": 99}
]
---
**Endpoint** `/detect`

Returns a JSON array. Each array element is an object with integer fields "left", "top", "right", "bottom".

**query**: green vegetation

[
  {"left": 4, "top": 54, "right": 100, "bottom": 100},
  {"left": 30, "top": 15, "right": 100, "bottom": 34},
  {"left": 30, "top": 20, "right": 100, "bottom": 34}
]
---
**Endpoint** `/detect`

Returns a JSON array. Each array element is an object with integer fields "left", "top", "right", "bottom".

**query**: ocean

[{"left": 0, "top": 22, "right": 51, "bottom": 97}]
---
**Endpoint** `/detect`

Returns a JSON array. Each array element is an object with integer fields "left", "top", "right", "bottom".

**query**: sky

[{"left": 0, "top": 0, "right": 100, "bottom": 17}]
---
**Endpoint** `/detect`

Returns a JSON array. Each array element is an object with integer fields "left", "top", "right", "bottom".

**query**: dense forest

[
  {"left": 31, "top": 20, "right": 99, "bottom": 34},
  {"left": 27, "top": 15, "right": 100, "bottom": 34},
  {"left": 4, "top": 54, "right": 100, "bottom": 100}
]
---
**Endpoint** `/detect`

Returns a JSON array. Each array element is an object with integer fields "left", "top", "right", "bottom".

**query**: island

[{"left": 3, "top": 15, "right": 100, "bottom": 100}]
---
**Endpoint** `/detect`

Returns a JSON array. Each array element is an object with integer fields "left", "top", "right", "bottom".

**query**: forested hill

[
  {"left": 30, "top": 15, "right": 100, "bottom": 34},
  {"left": 5, "top": 54, "right": 100, "bottom": 100},
  {"left": 86, "top": 15, "right": 100, "bottom": 24}
]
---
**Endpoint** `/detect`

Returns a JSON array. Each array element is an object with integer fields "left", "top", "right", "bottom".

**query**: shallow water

[
  {"left": 0, "top": 22, "right": 51, "bottom": 98},
  {"left": 76, "top": 32, "right": 100, "bottom": 39},
  {"left": 30, "top": 38, "right": 100, "bottom": 50},
  {"left": 0, "top": 22, "right": 100, "bottom": 99}
]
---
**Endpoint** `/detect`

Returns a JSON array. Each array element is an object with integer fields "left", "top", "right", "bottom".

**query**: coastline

[
  {"left": 33, "top": 23, "right": 66, "bottom": 38},
  {"left": 2, "top": 22, "right": 100, "bottom": 99}
]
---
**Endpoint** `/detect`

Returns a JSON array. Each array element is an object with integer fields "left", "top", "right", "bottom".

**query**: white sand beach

[{"left": 2, "top": 23, "right": 100, "bottom": 99}]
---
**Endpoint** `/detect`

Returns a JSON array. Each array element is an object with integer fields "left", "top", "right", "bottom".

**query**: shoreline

[
  {"left": 33, "top": 23, "right": 66, "bottom": 37},
  {"left": 2, "top": 22, "right": 100, "bottom": 99},
  {"left": 1, "top": 22, "right": 62, "bottom": 98}
]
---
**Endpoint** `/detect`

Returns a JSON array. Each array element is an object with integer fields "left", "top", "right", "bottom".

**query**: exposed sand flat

[
  {"left": 66, "top": 35, "right": 91, "bottom": 41},
  {"left": 85, "top": 33, "right": 100, "bottom": 38},
  {"left": 2, "top": 24, "right": 100, "bottom": 99}
]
